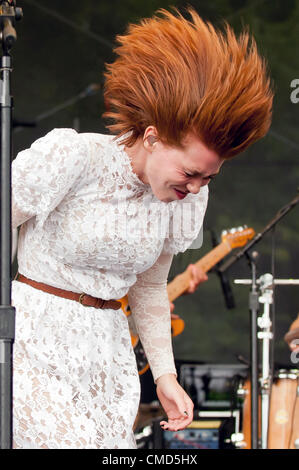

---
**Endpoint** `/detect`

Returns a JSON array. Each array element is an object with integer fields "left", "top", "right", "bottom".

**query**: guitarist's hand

[
  {"left": 170, "top": 303, "right": 177, "bottom": 314},
  {"left": 169, "top": 264, "right": 208, "bottom": 313},
  {"left": 156, "top": 373, "right": 194, "bottom": 431},
  {"left": 185, "top": 264, "right": 208, "bottom": 293}
]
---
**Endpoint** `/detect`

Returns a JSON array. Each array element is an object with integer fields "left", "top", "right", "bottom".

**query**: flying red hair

[{"left": 103, "top": 8, "right": 273, "bottom": 158}]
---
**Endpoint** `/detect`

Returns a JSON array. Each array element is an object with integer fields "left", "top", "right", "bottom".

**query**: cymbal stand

[{"left": 234, "top": 272, "right": 274, "bottom": 449}]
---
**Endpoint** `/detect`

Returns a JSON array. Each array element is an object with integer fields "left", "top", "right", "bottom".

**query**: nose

[{"left": 186, "top": 177, "right": 206, "bottom": 194}]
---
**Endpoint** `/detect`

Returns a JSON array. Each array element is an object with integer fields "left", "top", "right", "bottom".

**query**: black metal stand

[
  {"left": 218, "top": 191, "right": 299, "bottom": 449},
  {"left": 0, "top": 1, "right": 22, "bottom": 449},
  {"left": 218, "top": 191, "right": 299, "bottom": 274},
  {"left": 246, "top": 251, "right": 260, "bottom": 449}
]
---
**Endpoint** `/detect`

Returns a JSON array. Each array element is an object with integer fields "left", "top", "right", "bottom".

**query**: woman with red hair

[{"left": 11, "top": 8, "right": 273, "bottom": 448}]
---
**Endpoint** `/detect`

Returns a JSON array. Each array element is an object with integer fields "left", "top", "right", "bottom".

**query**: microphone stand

[
  {"left": 0, "top": 1, "right": 22, "bottom": 449},
  {"left": 218, "top": 191, "right": 299, "bottom": 449},
  {"left": 209, "top": 229, "right": 236, "bottom": 309},
  {"left": 218, "top": 191, "right": 299, "bottom": 274}
]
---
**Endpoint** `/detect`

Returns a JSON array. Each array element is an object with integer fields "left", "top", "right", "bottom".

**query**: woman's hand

[{"left": 156, "top": 373, "right": 194, "bottom": 431}]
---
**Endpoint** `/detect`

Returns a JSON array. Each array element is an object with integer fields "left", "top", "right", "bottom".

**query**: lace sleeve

[
  {"left": 12, "top": 128, "right": 88, "bottom": 229},
  {"left": 127, "top": 252, "right": 176, "bottom": 383}
]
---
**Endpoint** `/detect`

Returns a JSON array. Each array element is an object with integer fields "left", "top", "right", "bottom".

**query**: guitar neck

[{"left": 167, "top": 241, "right": 232, "bottom": 302}]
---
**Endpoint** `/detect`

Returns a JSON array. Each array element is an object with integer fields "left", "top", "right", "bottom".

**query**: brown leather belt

[{"left": 16, "top": 274, "right": 122, "bottom": 310}]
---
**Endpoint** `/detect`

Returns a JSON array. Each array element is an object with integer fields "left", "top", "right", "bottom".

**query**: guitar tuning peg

[
  {"left": 230, "top": 228, "right": 237, "bottom": 233},
  {"left": 221, "top": 230, "right": 228, "bottom": 236},
  {"left": 237, "top": 226, "right": 243, "bottom": 231}
]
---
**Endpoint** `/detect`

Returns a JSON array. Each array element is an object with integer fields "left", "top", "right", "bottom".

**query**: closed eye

[{"left": 185, "top": 172, "right": 216, "bottom": 181}]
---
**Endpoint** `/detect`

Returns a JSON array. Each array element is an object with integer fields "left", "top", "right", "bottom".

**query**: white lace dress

[{"left": 11, "top": 128, "right": 208, "bottom": 449}]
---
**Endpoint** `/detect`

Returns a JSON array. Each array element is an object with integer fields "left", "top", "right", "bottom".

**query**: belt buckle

[
  {"left": 79, "top": 293, "right": 91, "bottom": 307},
  {"left": 79, "top": 293, "right": 106, "bottom": 308}
]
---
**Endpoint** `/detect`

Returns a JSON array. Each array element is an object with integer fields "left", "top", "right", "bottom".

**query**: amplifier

[
  {"left": 135, "top": 412, "right": 241, "bottom": 449},
  {"left": 179, "top": 363, "right": 248, "bottom": 410}
]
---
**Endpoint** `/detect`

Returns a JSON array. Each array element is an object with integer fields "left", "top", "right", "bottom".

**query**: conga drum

[{"left": 268, "top": 369, "right": 299, "bottom": 449}]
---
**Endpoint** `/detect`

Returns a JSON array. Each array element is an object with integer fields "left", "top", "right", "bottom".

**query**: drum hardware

[
  {"left": 135, "top": 424, "right": 152, "bottom": 438},
  {"left": 234, "top": 279, "right": 299, "bottom": 286},
  {"left": 235, "top": 274, "right": 299, "bottom": 448},
  {"left": 134, "top": 401, "right": 164, "bottom": 431},
  {"left": 218, "top": 192, "right": 299, "bottom": 449},
  {"left": 134, "top": 410, "right": 166, "bottom": 449},
  {"left": 225, "top": 432, "right": 246, "bottom": 448},
  {"left": 257, "top": 273, "right": 274, "bottom": 450},
  {"left": 198, "top": 410, "right": 240, "bottom": 431},
  {"left": 236, "top": 381, "right": 247, "bottom": 400},
  {"left": 197, "top": 410, "right": 242, "bottom": 449},
  {"left": 135, "top": 424, "right": 154, "bottom": 449},
  {"left": 273, "top": 369, "right": 298, "bottom": 380}
]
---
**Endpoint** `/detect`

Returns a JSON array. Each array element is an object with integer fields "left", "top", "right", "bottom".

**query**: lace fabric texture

[
  {"left": 11, "top": 128, "right": 208, "bottom": 448},
  {"left": 12, "top": 281, "right": 140, "bottom": 449}
]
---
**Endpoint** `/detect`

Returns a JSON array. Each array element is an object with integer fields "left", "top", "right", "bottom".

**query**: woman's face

[{"left": 142, "top": 130, "right": 224, "bottom": 202}]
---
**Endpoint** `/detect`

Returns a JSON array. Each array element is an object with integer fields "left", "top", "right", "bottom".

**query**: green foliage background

[{"left": 12, "top": 0, "right": 299, "bottom": 368}]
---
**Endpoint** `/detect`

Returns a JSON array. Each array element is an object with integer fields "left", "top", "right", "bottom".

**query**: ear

[
  {"left": 143, "top": 126, "right": 159, "bottom": 151},
  {"left": 147, "top": 135, "right": 157, "bottom": 146}
]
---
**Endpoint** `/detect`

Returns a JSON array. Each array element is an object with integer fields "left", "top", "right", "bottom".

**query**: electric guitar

[{"left": 119, "top": 226, "right": 255, "bottom": 375}]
